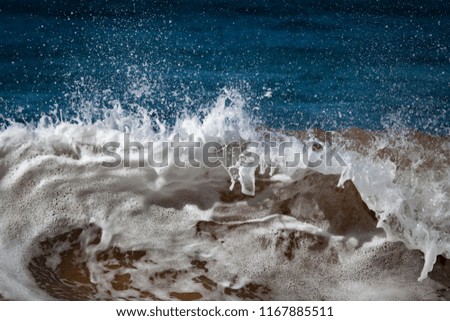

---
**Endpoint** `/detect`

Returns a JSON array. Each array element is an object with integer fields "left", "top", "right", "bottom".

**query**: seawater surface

[{"left": 0, "top": 0, "right": 449, "bottom": 300}]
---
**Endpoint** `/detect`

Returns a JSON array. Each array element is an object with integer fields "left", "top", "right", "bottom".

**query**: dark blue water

[{"left": 1, "top": 0, "right": 449, "bottom": 134}]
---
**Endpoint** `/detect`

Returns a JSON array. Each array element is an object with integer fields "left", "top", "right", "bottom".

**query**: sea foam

[{"left": 0, "top": 90, "right": 449, "bottom": 300}]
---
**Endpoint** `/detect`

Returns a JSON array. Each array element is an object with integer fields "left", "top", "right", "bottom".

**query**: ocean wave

[{"left": 0, "top": 90, "right": 449, "bottom": 300}]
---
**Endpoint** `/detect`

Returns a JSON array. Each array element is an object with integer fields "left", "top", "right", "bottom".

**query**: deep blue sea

[{"left": 1, "top": 0, "right": 449, "bottom": 133}]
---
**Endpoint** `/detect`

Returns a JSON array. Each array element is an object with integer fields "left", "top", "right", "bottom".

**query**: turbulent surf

[{"left": 0, "top": 91, "right": 449, "bottom": 300}]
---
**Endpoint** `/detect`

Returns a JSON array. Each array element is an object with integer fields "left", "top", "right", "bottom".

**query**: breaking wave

[{"left": 0, "top": 89, "right": 449, "bottom": 300}]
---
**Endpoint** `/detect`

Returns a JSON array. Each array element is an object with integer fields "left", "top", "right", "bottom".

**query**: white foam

[{"left": 0, "top": 89, "right": 448, "bottom": 299}]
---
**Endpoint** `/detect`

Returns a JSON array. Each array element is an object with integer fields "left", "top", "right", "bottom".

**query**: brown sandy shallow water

[
  {"left": 0, "top": 125, "right": 449, "bottom": 300},
  {"left": 24, "top": 177, "right": 450, "bottom": 300}
]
